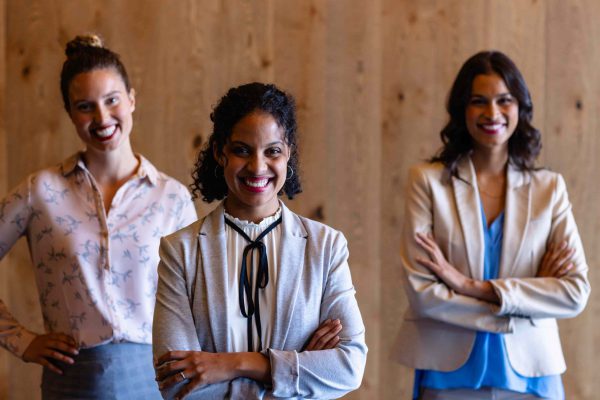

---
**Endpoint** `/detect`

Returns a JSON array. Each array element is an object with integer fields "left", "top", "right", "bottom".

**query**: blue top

[{"left": 413, "top": 206, "right": 564, "bottom": 399}]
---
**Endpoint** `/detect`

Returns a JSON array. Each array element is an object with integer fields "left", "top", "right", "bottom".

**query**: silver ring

[{"left": 179, "top": 371, "right": 186, "bottom": 381}]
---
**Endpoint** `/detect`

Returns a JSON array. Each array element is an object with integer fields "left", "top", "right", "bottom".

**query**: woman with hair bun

[
  {"left": 0, "top": 34, "right": 197, "bottom": 398},
  {"left": 152, "top": 82, "right": 367, "bottom": 399},
  {"left": 395, "top": 51, "right": 590, "bottom": 399}
]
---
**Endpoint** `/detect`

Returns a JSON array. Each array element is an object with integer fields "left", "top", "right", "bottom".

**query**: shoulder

[
  {"left": 20, "top": 162, "right": 66, "bottom": 191},
  {"left": 139, "top": 155, "right": 191, "bottom": 193},
  {"left": 407, "top": 161, "right": 446, "bottom": 182},
  {"left": 524, "top": 168, "right": 568, "bottom": 195},
  {"left": 283, "top": 207, "right": 347, "bottom": 252},
  {"left": 162, "top": 217, "right": 204, "bottom": 248},
  {"left": 527, "top": 167, "right": 563, "bottom": 185}
]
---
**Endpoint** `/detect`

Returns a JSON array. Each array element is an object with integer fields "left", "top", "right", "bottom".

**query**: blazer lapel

[
  {"left": 269, "top": 202, "right": 307, "bottom": 349},
  {"left": 452, "top": 157, "right": 485, "bottom": 281},
  {"left": 500, "top": 163, "right": 532, "bottom": 277},
  {"left": 197, "top": 203, "right": 230, "bottom": 352}
]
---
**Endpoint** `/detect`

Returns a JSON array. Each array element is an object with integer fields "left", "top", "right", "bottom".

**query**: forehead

[
  {"left": 470, "top": 73, "right": 510, "bottom": 95},
  {"left": 229, "top": 111, "right": 285, "bottom": 144},
  {"left": 68, "top": 68, "right": 127, "bottom": 99}
]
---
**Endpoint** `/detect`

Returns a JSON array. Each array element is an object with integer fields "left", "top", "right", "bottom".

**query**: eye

[
  {"left": 106, "top": 96, "right": 120, "bottom": 106},
  {"left": 469, "top": 97, "right": 487, "bottom": 106},
  {"left": 265, "top": 147, "right": 282, "bottom": 157},
  {"left": 231, "top": 146, "right": 250, "bottom": 156},
  {"left": 75, "top": 102, "right": 94, "bottom": 112},
  {"left": 497, "top": 95, "right": 515, "bottom": 106}
]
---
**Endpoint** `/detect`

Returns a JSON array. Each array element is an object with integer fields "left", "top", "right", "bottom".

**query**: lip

[
  {"left": 91, "top": 125, "right": 118, "bottom": 142},
  {"left": 239, "top": 176, "right": 273, "bottom": 193},
  {"left": 477, "top": 121, "right": 506, "bottom": 135}
]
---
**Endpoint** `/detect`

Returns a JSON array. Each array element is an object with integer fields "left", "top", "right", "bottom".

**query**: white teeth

[
  {"left": 244, "top": 178, "right": 269, "bottom": 188},
  {"left": 481, "top": 123, "right": 504, "bottom": 130},
  {"left": 95, "top": 126, "right": 116, "bottom": 138}
]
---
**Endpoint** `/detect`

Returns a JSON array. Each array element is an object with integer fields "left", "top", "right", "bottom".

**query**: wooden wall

[{"left": 0, "top": 1, "right": 598, "bottom": 398}]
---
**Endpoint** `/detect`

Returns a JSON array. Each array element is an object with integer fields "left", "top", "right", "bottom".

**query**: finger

[
  {"left": 42, "top": 348, "right": 75, "bottom": 365},
  {"left": 558, "top": 263, "right": 574, "bottom": 277},
  {"left": 175, "top": 377, "right": 203, "bottom": 400},
  {"left": 156, "top": 360, "right": 187, "bottom": 381},
  {"left": 305, "top": 320, "right": 336, "bottom": 350},
  {"left": 38, "top": 358, "right": 64, "bottom": 375},
  {"left": 415, "top": 257, "right": 438, "bottom": 272},
  {"left": 312, "top": 322, "right": 342, "bottom": 350},
  {"left": 553, "top": 248, "right": 575, "bottom": 269},
  {"left": 157, "top": 351, "right": 190, "bottom": 366},
  {"left": 415, "top": 233, "right": 435, "bottom": 253},
  {"left": 159, "top": 368, "right": 190, "bottom": 391},
  {"left": 46, "top": 339, "right": 79, "bottom": 355},
  {"left": 321, "top": 335, "right": 341, "bottom": 350},
  {"left": 49, "top": 333, "right": 78, "bottom": 347}
]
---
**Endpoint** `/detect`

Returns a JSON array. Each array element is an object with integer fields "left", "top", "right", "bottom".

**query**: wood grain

[{"left": 0, "top": 1, "right": 598, "bottom": 399}]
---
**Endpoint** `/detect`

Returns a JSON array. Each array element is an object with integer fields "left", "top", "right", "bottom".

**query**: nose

[
  {"left": 247, "top": 153, "right": 267, "bottom": 174},
  {"left": 93, "top": 105, "right": 110, "bottom": 125},
  {"left": 484, "top": 102, "right": 501, "bottom": 120}
]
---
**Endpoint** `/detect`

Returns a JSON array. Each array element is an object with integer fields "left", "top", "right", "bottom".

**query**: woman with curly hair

[
  {"left": 152, "top": 82, "right": 367, "bottom": 399},
  {"left": 395, "top": 51, "right": 590, "bottom": 399},
  {"left": 0, "top": 35, "right": 197, "bottom": 399}
]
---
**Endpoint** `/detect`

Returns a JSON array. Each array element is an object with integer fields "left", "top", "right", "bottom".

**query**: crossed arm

[
  {"left": 154, "top": 319, "right": 343, "bottom": 399},
  {"left": 402, "top": 166, "right": 590, "bottom": 327}
]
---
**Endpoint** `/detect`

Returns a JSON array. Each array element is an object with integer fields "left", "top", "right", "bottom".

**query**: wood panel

[
  {"left": 0, "top": 0, "right": 7, "bottom": 396},
  {"left": 1, "top": 1, "right": 599, "bottom": 399},
  {"left": 544, "top": 1, "right": 600, "bottom": 398}
]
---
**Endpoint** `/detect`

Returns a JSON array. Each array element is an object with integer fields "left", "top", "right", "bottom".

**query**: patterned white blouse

[{"left": 0, "top": 153, "right": 197, "bottom": 357}]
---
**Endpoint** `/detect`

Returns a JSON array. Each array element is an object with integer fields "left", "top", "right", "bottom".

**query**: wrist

[{"left": 234, "top": 352, "right": 271, "bottom": 383}]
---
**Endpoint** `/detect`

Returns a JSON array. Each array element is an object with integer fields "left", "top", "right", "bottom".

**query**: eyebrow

[
  {"left": 72, "top": 91, "right": 121, "bottom": 104},
  {"left": 470, "top": 92, "right": 513, "bottom": 98},
  {"left": 229, "top": 140, "right": 285, "bottom": 147}
]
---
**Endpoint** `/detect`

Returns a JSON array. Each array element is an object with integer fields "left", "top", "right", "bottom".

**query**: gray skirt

[{"left": 41, "top": 342, "right": 161, "bottom": 400}]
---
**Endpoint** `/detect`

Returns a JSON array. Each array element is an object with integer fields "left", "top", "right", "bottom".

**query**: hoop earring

[
  {"left": 286, "top": 165, "right": 294, "bottom": 181},
  {"left": 214, "top": 165, "right": 223, "bottom": 178}
]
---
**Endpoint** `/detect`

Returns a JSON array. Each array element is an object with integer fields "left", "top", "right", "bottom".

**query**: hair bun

[{"left": 65, "top": 34, "right": 104, "bottom": 58}]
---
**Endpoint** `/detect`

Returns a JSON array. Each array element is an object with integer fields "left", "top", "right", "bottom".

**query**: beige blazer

[{"left": 394, "top": 158, "right": 590, "bottom": 377}]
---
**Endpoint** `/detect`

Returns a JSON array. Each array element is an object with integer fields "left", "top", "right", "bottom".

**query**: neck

[
  {"left": 471, "top": 147, "right": 508, "bottom": 177},
  {"left": 223, "top": 198, "right": 280, "bottom": 224},
  {"left": 82, "top": 142, "right": 138, "bottom": 184}
]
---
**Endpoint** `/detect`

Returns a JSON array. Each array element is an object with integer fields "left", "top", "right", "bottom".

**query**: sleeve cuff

[
  {"left": 13, "top": 328, "right": 37, "bottom": 359},
  {"left": 267, "top": 348, "right": 299, "bottom": 397}
]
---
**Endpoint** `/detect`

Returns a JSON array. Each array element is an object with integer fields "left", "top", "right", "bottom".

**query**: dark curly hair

[
  {"left": 191, "top": 82, "right": 302, "bottom": 202},
  {"left": 432, "top": 50, "right": 541, "bottom": 178},
  {"left": 60, "top": 34, "right": 131, "bottom": 112}
]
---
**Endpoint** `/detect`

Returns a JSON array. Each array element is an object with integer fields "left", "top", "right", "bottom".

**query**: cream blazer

[{"left": 394, "top": 158, "right": 590, "bottom": 377}]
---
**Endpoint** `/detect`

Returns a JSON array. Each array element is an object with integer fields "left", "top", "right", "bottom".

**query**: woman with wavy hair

[
  {"left": 395, "top": 51, "right": 590, "bottom": 399},
  {"left": 153, "top": 82, "right": 366, "bottom": 399}
]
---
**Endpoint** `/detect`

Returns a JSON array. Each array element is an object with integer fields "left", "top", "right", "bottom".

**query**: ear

[
  {"left": 128, "top": 88, "right": 136, "bottom": 112},
  {"left": 213, "top": 142, "right": 225, "bottom": 167}
]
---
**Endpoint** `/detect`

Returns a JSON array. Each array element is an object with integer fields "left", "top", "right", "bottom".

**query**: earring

[
  {"left": 214, "top": 165, "right": 223, "bottom": 178},
  {"left": 286, "top": 165, "right": 294, "bottom": 180}
]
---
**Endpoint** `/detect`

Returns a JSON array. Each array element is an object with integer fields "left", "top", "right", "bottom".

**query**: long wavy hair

[
  {"left": 191, "top": 82, "right": 302, "bottom": 202},
  {"left": 432, "top": 50, "right": 541, "bottom": 178}
]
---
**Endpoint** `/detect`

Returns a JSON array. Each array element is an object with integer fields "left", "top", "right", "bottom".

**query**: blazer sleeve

[
  {"left": 153, "top": 235, "right": 204, "bottom": 400},
  {"left": 490, "top": 173, "right": 591, "bottom": 319},
  {"left": 400, "top": 165, "right": 513, "bottom": 333},
  {"left": 0, "top": 178, "right": 38, "bottom": 357},
  {"left": 268, "top": 231, "right": 367, "bottom": 399}
]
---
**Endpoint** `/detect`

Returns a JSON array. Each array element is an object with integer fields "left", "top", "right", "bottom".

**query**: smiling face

[
  {"left": 216, "top": 111, "right": 290, "bottom": 222},
  {"left": 465, "top": 73, "right": 519, "bottom": 155},
  {"left": 67, "top": 68, "right": 135, "bottom": 154}
]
